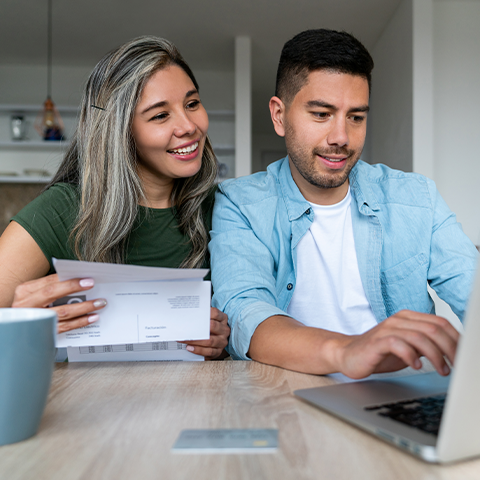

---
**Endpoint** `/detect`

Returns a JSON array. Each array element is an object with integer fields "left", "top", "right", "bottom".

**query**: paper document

[
  {"left": 67, "top": 342, "right": 203, "bottom": 362},
  {"left": 54, "top": 258, "right": 209, "bottom": 283},
  {"left": 54, "top": 259, "right": 211, "bottom": 349}
]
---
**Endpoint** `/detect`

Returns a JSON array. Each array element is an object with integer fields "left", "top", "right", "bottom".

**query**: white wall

[
  {"left": 368, "top": 0, "right": 413, "bottom": 171},
  {"left": 433, "top": 0, "right": 480, "bottom": 244},
  {"left": 234, "top": 37, "right": 252, "bottom": 178},
  {"left": 412, "top": 0, "right": 434, "bottom": 179}
]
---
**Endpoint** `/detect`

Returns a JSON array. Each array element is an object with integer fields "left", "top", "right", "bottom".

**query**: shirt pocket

[{"left": 381, "top": 253, "right": 429, "bottom": 316}]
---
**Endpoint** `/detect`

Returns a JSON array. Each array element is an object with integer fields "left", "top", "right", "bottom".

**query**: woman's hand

[
  {"left": 11, "top": 274, "right": 107, "bottom": 334},
  {"left": 181, "top": 307, "right": 230, "bottom": 360}
]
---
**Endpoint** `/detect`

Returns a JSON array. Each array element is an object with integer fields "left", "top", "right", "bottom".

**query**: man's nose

[{"left": 327, "top": 118, "right": 348, "bottom": 147}]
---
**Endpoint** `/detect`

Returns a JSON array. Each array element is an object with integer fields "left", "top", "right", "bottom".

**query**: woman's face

[{"left": 132, "top": 65, "right": 209, "bottom": 186}]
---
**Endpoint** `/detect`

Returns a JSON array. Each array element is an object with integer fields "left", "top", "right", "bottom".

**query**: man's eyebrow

[
  {"left": 141, "top": 89, "right": 199, "bottom": 115},
  {"left": 306, "top": 100, "right": 335, "bottom": 109},
  {"left": 305, "top": 100, "right": 370, "bottom": 113},
  {"left": 350, "top": 105, "right": 370, "bottom": 113}
]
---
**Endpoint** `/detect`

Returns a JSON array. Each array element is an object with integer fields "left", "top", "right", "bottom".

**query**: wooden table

[{"left": 1, "top": 361, "right": 479, "bottom": 480}]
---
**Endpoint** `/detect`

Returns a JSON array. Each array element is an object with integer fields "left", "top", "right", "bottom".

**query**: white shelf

[
  {"left": 0, "top": 105, "right": 75, "bottom": 150},
  {"left": 0, "top": 141, "right": 69, "bottom": 150},
  {"left": 0, "top": 176, "right": 52, "bottom": 184}
]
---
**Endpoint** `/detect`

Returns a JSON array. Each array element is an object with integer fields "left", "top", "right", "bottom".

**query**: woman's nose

[{"left": 173, "top": 113, "right": 197, "bottom": 137}]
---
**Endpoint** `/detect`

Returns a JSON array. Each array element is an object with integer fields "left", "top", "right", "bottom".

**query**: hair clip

[{"left": 90, "top": 105, "right": 106, "bottom": 111}]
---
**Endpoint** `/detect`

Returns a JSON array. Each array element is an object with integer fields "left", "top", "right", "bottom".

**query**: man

[{"left": 210, "top": 29, "right": 477, "bottom": 378}]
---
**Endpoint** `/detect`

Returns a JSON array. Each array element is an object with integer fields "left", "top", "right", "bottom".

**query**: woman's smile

[{"left": 168, "top": 140, "right": 200, "bottom": 159}]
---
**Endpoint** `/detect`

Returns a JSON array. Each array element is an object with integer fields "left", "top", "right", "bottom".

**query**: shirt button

[
  {"left": 305, "top": 208, "right": 311, "bottom": 215},
  {"left": 287, "top": 283, "right": 293, "bottom": 290}
]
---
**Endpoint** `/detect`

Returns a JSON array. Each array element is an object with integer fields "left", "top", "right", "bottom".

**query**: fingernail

[
  {"left": 414, "top": 359, "right": 422, "bottom": 369},
  {"left": 443, "top": 364, "right": 450, "bottom": 375},
  {"left": 88, "top": 314, "right": 99, "bottom": 324},
  {"left": 93, "top": 299, "right": 107, "bottom": 308},
  {"left": 186, "top": 346, "right": 194, "bottom": 352},
  {"left": 79, "top": 278, "right": 95, "bottom": 288}
]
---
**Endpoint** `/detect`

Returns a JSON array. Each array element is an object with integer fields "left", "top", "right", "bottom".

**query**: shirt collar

[
  {"left": 349, "top": 161, "right": 380, "bottom": 213},
  {"left": 277, "top": 156, "right": 312, "bottom": 221}
]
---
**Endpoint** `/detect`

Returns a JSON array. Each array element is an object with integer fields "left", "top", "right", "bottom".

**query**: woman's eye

[
  {"left": 151, "top": 112, "right": 168, "bottom": 121},
  {"left": 186, "top": 100, "right": 200, "bottom": 109}
]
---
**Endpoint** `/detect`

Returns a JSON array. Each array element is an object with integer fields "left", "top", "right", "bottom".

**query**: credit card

[{"left": 172, "top": 428, "right": 278, "bottom": 454}]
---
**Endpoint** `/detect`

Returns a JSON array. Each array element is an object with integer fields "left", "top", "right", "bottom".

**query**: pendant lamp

[{"left": 35, "top": 0, "right": 64, "bottom": 141}]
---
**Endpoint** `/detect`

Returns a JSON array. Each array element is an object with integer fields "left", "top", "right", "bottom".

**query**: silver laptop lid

[{"left": 436, "top": 258, "right": 480, "bottom": 462}]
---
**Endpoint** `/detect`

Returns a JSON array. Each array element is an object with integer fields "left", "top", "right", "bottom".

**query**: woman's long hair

[{"left": 48, "top": 36, "right": 217, "bottom": 268}]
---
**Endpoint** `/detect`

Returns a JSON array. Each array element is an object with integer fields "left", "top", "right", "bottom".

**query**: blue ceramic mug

[{"left": 0, "top": 308, "right": 57, "bottom": 446}]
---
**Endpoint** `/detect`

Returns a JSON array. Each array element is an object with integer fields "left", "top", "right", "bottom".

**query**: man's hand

[
  {"left": 12, "top": 274, "right": 107, "bottom": 334},
  {"left": 180, "top": 307, "right": 230, "bottom": 360},
  {"left": 334, "top": 310, "right": 459, "bottom": 379},
  {"left": 249, "top": 311, "right": 459, "bottom": 378}
]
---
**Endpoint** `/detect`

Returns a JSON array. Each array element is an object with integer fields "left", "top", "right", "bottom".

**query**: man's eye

[
  {"left": 351, "top": 115, "right": 365, "bottom": 123},
  {"left": 313, "top": 112, "right": 329, "bottom": 119}
]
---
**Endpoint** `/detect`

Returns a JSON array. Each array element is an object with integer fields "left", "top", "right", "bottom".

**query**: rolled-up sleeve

[{"left": 209, "top": 185, "right": 292, "bottom": 360}]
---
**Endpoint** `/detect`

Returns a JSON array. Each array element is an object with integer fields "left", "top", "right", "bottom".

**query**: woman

[{"left": 0, "top": 36, "right": 229, "bottom": 360}]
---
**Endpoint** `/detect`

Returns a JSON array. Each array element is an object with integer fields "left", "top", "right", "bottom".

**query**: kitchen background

[{"left": 1, "top": 0, "right": 479, "bottom": 324}]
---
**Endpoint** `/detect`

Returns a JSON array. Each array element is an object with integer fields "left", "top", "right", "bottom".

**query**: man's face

[{"left": 270, "top": 70, "right": 369, "bottom": 204}]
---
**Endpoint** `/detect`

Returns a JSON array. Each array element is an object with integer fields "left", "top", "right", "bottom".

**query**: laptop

[{"left": 294, "top": 263, "right": 480, "bottom": 464}]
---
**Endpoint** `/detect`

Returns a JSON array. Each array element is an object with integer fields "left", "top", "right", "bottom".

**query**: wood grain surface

[{"left": 0, "top": 361, "right": 479, "bottom": 480}]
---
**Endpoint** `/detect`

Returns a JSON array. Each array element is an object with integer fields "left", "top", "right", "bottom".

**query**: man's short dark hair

[{"left": 275, "top": 29, "right": 374, "bottom": 105}]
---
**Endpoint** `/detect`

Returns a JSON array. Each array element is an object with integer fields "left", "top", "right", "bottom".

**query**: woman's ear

[{"left": 269, "top": 96, "right": 286, "bottom": 137}]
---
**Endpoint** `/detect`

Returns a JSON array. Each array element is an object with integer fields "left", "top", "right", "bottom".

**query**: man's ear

[{"left": 269, "top": 96, "right": 286, "bottom": 137}]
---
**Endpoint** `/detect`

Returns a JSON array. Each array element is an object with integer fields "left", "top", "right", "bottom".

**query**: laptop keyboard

[{"left": 364, "top": 394, "right": 446, "bottom": 436}]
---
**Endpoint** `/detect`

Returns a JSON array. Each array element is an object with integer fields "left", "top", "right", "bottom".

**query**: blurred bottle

[
  {"left": 35, "top": 97, "right": 65, "bottom": 141},
  {"left": 10, "top": 116, "right": 27, "bottom": 141}
]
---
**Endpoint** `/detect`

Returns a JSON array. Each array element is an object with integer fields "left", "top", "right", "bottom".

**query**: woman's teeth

[{"left": 170, "top": 142, "right": 198, "bottom": 155}]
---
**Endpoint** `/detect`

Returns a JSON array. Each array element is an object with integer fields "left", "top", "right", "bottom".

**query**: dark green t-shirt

[{"left": 13, "top": 183, "right": 214, "bottom": 275}]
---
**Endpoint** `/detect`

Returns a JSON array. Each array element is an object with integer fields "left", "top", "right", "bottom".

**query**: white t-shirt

[{"left": 287, "top": 188, "right": 378, "bottom": 335}]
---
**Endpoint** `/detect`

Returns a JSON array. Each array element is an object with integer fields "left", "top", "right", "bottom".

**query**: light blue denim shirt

[{"left": 210, "top": 157, "right": 478, "bottom": 360}]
